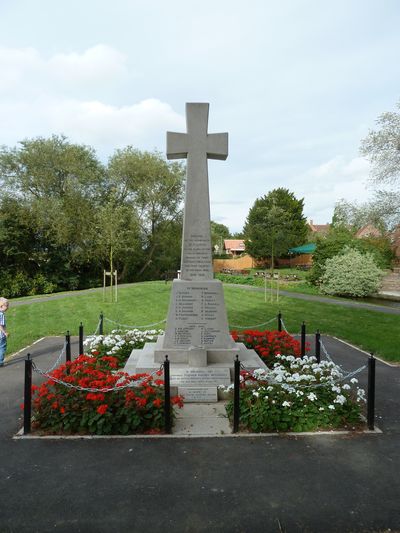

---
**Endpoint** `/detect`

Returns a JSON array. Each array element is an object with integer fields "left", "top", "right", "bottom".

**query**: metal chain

[
  {"left": 92, "top": 318, "right": 102, "bottom": 336},
  {"left": 239, "top": 361, "right": 366, "bottom": 389},
  {"left": 104, "top": 317, "right": 167, "bottom": 329},
  {"left": 42, "top": 341, "right": 67, "bottom": 374},
  {"left": 31, "top": 361, "right": 164, "bottom": 393},
  {"left": 229, "top": 316, "right": 276, "bottom": 330},
  {"left": 280, "top": 318, "right": 290, "bottom": 334}
]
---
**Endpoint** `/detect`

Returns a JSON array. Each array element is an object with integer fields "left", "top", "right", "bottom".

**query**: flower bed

[
  {"left": 231, "top": 329, "right": 310, "bottom": 367},
  {"left": 224, "top": 355, "right": 365, "bottom": 432},
  {"left": 84, "top": 328, "right": 163, "bottom": 369},
  {"left": 31, "top": 354, "right": 183, "bottom": 435}
]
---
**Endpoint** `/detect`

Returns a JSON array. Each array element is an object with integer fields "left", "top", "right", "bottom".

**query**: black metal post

[
  {"left": 315, "top": 330, "right": 321, "bottom": 363},
  {"left": 79, "top": 322, "right": 84, "bottom": 355},
  {"left": 301, "top": 322, "right": 306, "bottom": 357},
  {"left": 277, "top": 311, "right": 282, "bottom": 332},
  {"left": 65, "top": 331, "right": 71, "bottom": 363},
  {"left": 367, "top": 354, "right": 376, "bottom": 431},
  {"left": 233, "top": 355, "right": 240, "bottom": 433},
  {"left": 24, "top": 354, "right": 32, "bottom": 435},
  {"left": 164, "top": 355, "right": 172, "bottom": 434},
  {"left": 99, "top": 312, "right": 104, "bottom": 335}
]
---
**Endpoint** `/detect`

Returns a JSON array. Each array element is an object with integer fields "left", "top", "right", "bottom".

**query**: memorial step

[{"left": 174, "top": 401, "right": 231, "bottom": 436}]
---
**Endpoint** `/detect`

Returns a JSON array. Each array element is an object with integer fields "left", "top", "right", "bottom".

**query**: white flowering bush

[
  {"left": 319, "top": 247, "right": 383, "bottom": 297},
  {"left": 224, "top": 355, "right": 365, "bottom": 432},
  {"left": 84, "top": 329, "right": 163, "bottom": 369}
]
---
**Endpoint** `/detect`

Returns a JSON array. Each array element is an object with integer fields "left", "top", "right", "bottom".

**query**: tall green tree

[
  {"left": 0, "top": 135, "right": 106, "bottom": 287},
  {"left": 107, "top": 147, "right": 185, "bottom": 278},
  {"left": 210, "top": 221, "right": 231, "bottom": 252},
  {"left": 243, "top": 188, "right": 308, "bottom": 267}
]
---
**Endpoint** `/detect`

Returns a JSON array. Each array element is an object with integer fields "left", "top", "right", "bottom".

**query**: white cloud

[
  {"left": 0, "top": 45, "right": 184, "bottom": 157},
  {"left": 0, "top": 44, "right": 129, "bottom": 98},
  {"left": 48, "top": 44, "right": 128, "bottom": 87},
  {"left": 295, "top": 156, "right": 373, "bottom": 224}
]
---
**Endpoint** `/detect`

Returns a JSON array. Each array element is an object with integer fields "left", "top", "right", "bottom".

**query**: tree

[
  {"left": 0, "top": 135, "right": 106, "bottom": 288},
  {"left": 360, "top": 99, "right": 400, "bottom": 186},
  {"left": 333, "top": 193, "right": 400, "bottom": 233},
  {"left": 210, "top": 221, "right": 230, "bottom": 252},
  {"left": 107, "top": 147, "right": 185, "bottom": 278},
  {"left": 243, "top": 188, "right": 308, "bottom": 267}
]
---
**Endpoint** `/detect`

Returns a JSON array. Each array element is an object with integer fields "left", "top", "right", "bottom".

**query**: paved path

[
  {"left": 10, "top": 281, "right": 400, "bottom": 315},
  {"left": 226, "top": 283, "right": 400, "bottom": 314},
  {"left": 0, "top": 336, "right": 399, "bottom": 531}
]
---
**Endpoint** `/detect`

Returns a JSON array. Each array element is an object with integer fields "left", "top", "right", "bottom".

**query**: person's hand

[{"left": 4, "top": 331, "right": 9, "bottom": 337}]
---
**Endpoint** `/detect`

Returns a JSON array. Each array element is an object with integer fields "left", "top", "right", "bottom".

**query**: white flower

[
  {"left": 282, "top": 401, "right": 291, "bottom": 408},
  {"left": 334, "top": 395, "right": 346, "bottom": 405},
  {"left": 307, "top": 392, "right": 317, "bottom": 401},
  {"left": 350, "top": 378, "right": 358, "bottom": 384},
  {"left": 319, "top": 407, "right": 325, "bottom": 411},
  {"left": 252, "top": 391, "right": 260, "bottom": 398},
  {"left": 328, "top": 404, "right": 335, "bottom": 410},
  {"left": 342, "top": 384, "right": 351, "bottom": 390}
]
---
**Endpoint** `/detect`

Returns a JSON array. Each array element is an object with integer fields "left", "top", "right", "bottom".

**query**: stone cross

[{"left": 167, "top": 103, "right": 228, "bottom": 281}]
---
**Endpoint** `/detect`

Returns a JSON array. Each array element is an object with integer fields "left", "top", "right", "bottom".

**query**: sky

[{"left": 0, "top": 0, "right": 399, "bottom": 232}]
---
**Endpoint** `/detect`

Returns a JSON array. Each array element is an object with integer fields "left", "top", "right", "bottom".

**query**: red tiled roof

[
  {"left": 309, "top": 222, "right": 330, "bottom": 234},
  {"left": 224, "top": 239, "right": 246, "bottom": 251}
]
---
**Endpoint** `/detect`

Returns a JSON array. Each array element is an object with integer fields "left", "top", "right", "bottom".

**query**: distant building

[
  {"left": 308, "top": 219, "right": 330, "bottom": 236},
  {"left": 355, "top": 224, "right": 382, "bottom": 239},
  {"left": 224, "top": 239, "right": 246, "bottom": 256}
]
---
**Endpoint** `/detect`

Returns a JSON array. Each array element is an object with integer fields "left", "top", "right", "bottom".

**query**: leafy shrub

[
  {"left": 31, "top": 354, "right": 183, "bottom": 435},
  {"left": 29, "top": 274, "right": 57, "bottom": 295},
  {"left": 84, "top": 329, "right": 162, "bottom": 368},
  {"left": 308, "top": 229, "right": 393, "bottom": 285},
  {"left": 224, "top": 355, "right": 365, "bottom": 432},
  {"left": 319, "top": 248, "right": 383, "bottom": 297},
  {"left": 231, "top": 329, "right": 309, "bottom": 367}
]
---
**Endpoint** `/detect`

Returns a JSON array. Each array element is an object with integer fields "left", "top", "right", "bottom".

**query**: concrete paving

[{"left": 0, "top": 336, "right": 399, "bottom": 531}]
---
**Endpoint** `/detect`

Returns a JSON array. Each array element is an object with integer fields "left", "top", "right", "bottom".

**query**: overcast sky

[{"left": 1, "top": 0, "right": 399, "bottom": 232}]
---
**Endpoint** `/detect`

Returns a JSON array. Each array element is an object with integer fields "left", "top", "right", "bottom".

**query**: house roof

[
  {"left": 308, "top": 221, "right": 330, "bottom": 234},
  {"left": 355, "top": 224, "right": 382, "bottom": 239},
  {"left": 224, "top": 239, "right": 246, "bottom": 251}
]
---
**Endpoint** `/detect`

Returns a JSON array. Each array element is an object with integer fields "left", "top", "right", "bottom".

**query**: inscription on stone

[
  {"left": 178, "top": 386, "right": 218, "bottom": 403},
  {"left": 170, "top": 367, "right": 231, "bottom": 386},
  {"left": 172, "top": 284, "right": 223, "bottom": 347},
  {"left": 183, "top": 235, "right": 213, "bottom": 279}
]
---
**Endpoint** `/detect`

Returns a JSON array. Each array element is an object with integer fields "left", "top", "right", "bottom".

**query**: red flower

[
  {"left": 153, "top": 398, "right": 163, "bottom": 408},
  {"left": 97, "top": 404, "right": 108, "bottom": 415}
]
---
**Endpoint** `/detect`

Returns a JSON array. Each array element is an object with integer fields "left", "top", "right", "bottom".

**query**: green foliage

[
  {"left": 211, "top": 221, "right": 231, "bottom": 252},
  {"left": 243, "top": 188, "right": 308, "bottom": 264},
  {"left": 0, "top": 137, "right": 185, "bottom": 296},
  {"left": 308, "top": 226, "right": 392, "bottom": 285},
  {"left": 0, "top": 271, "right": 56, "bottom": 298},
  {"left": 319, "top": 247, "right": 383, "bottom": 297}
]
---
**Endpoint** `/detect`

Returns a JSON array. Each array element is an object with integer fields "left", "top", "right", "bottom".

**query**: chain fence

[
  {"left": 31, "top": 361, "right": 164, "bottom": 393},
  {"left": 104, "top": 317, "right": 167, "bottom": 330},
  {"left": 229, "top": 316, "right": 276, "bottom": 330}
]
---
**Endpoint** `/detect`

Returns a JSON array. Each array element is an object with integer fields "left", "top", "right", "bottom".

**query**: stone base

[{"left": 122, "top": 336, "right": 267, "bottom": 403}]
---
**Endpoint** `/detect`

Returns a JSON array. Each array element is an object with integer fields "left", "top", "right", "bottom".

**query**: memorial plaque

[
  {"left": 170, "top": 367, "right": 231, "bottom": 387},
  {"left": 178, "top": 386, "right": 218, "bottom": 403}
]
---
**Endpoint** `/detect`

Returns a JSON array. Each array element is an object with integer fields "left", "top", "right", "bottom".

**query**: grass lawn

[
  {"left": 216, "top": 270, "right": 321, "bottom": 296},
  {"left": 6, "top": 281, "right": 400, "bottom": 363}
]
